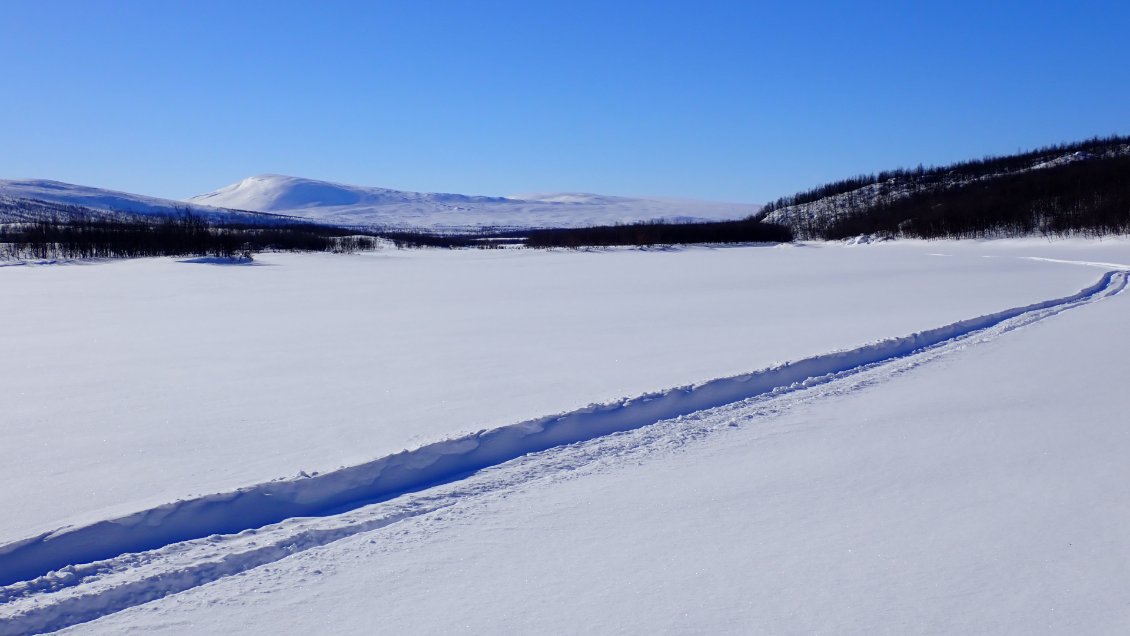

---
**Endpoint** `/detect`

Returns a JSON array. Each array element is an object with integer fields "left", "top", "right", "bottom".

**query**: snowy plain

[
  {"left": 0, "top": 240, "right": 1111, "bottom": 543},
  {"left": 3, "top": 238, "right": 1130, "bottom": 633},
  {"left": 68, "top": 253, "right": 1130, "bottom": 635}
]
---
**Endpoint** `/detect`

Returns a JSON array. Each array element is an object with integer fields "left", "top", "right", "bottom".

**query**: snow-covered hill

[
  {"left": 1, "top": 175, "right": 761, "bottom": 231},
  {"left": 189, "top": 174, "right": 760, "bottom": 229},
  {"left": 0, "top": 178, "right": 282, "bottom": 224},
  {"left": 761, "top": 139, "right": 1130, "bottom": 238}
]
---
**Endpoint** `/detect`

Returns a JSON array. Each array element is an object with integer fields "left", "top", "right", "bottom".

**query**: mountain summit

[{"left": 189, "top": 174, "right": 510, "bottom": 213}]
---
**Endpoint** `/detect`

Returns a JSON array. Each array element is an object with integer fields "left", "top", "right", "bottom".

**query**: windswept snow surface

[
  {"left": 188, "top": 174, "right": 760, "bottom": 228},
  {"left": 3, "top": 239, "right": 1130, "bottom": 633}
]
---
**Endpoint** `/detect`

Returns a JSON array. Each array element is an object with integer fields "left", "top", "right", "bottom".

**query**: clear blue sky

[{"left": 2, "top": 1, "right": 1127, "bottom": 203}]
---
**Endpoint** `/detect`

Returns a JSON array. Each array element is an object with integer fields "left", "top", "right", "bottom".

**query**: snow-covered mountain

[
  {"left": 1, "top": 175, "right": 761, "bottom": 231},
  {"left": 189, "top": 174, "right": 761, "bottom": 229},
  {"left": 0, "top": 178, "right": 283, "bottom": 224}
]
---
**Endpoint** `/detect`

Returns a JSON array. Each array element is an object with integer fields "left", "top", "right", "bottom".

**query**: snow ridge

[
  {"left": 0, "top": 269, "right": 1125, "bottom": 634},
  {"left": 0, "top": 270, "right": 1124, "bottom": 593}
]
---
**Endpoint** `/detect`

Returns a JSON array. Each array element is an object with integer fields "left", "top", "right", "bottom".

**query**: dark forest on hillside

[
  {"left": 821, "top": 155, "right": 1130, "bottom": 240},
  {"left": 757, "top": 135, "right": 1130, "bottom": 241},
  {"left": 760, "top": 135, "right": 1130, "bottom": 216}
]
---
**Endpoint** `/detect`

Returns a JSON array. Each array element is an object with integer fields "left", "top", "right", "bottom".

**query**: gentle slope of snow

[{"left": 189, "top": 174, "right": 512, "bottom": 212}]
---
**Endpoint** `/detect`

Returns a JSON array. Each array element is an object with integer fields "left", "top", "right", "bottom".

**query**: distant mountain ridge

[
  {"left": 11, "top": 134, "right": 1124, "bottom": 240},
  {"left": 0, "top": 175, "right": 761, "bottom": 231},
  {"left": 188, "top": 174, "right": 760, "bottom": 229}
]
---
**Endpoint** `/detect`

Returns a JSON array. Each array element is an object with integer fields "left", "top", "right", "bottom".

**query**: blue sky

[{"left": 2, "top": 1, "right": 1127, "bottom": 203}]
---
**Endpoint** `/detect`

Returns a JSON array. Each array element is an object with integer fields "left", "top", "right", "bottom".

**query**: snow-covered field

[{"left": 3, "top": 238, "right": 1130, "bottom": 633}]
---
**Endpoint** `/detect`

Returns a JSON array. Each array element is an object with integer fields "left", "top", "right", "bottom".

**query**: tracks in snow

[{"left": 1, "top": 269, "right": 1126, "bottom": 635}]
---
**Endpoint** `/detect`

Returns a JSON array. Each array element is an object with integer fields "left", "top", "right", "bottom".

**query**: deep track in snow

[{"left": 1, "top": 267, "right": 1126, "bottom": 635}]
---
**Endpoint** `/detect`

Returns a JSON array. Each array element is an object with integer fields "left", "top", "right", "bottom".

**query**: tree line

[
  {"left": 521, "top": 218, "right": 793, "bottom": 248},
  {"left": 0, "top": 214, "right": 380, "bottom": 260},
  {"left": 0, "top": 200, "right": 524, "bottom": 260}
]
